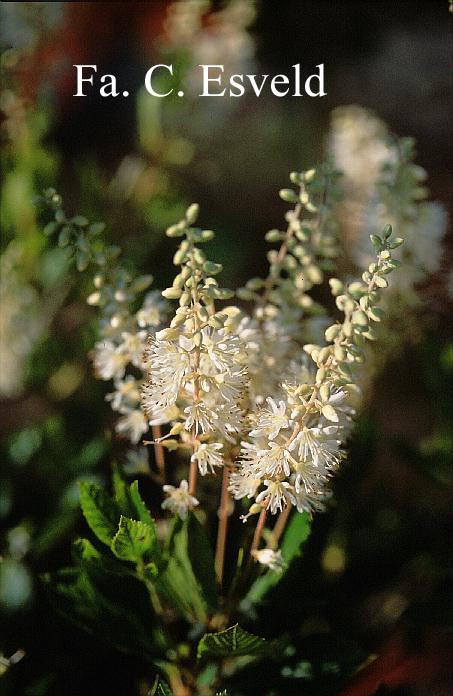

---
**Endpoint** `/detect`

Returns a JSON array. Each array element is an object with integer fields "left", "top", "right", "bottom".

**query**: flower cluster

[
  {"left": 40, "top": 189, "right": 168, "bottom": 444},
  {"left": 141, "top": 205, "right": 248, "bottom": 497},
  {"left": 41, "top": 150, "right": 407, "bottom": 546},
  {"left": 136, "top": 166, "right": 402, "bottom": 522},
  {"left": 329, "top": 106, "right": 446, "bottom": 302},
  {"left": 230, "top": 222, "right": 401, "bottom": 517}
]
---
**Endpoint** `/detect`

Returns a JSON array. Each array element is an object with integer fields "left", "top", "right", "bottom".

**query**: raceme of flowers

[
  {"left": 329, "top": 105, "right": 447, "bottom": 304},
  {"left": 41, "top": 150, "right": 408, "bottom": 565},
  {"left": 137, "top": 177, "right": 402, "bottom": 527}
]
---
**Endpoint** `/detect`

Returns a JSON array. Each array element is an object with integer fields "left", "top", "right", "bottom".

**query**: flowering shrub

[{"left": 36, "top": 149, "right": 411, "bottom": 694}]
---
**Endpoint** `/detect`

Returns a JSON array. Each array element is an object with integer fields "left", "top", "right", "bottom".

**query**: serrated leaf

[
  {"left": 111, "top": 516, "right": 157, "bottom": 562},
  {"left": 150, "top": 676, "right": 172, "bottom": 696},
  {"left": 129, "top": 480, "right": 155, "bottom": 528},
  {"left": 112, "top": 465, "right": 132, "bottom": 515},
  {"left": 79, "top": 482, "right": 120, "bottom": 546},
  {"left": 197, "top": 624, "right": 270, "bottom": 659}
]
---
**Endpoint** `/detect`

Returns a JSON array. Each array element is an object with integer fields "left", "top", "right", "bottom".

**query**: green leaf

[
  {"left": 156, "top": 515, "right": 217, "bottom": 622},
  {"left": 79, "top": 482, "right": 119, "bottom": 546},
  {"left": 150, "top": 676, "right": 173, "bottom": 696},
  {"left": 43, "top": 220, "right": 59, "bottom": 236},
  {"left": 129, "top": 480, "right": 155, "bottom": 527},
  {"left": 280, "top": 511, "right": 311, "bottom": 562},
  {"left": 246, "top": 512, "right": 311, "bottom": 604},
  {"left": 111, "top": 516, "right": 157, "bottom": 562},
  {"left": 112, "top": 465, "right": 134, "bottom": 516},
  {"left": 187, "top": 514, "right": 218, "bottom": 611},
  {"left": 42, "top": 566, "right": 163, "bottom": 660},
  {"left": 72, "top": 538, "right": 132, "bottom": 578},
  {"left": 197, "top": 624, "right": 270, "bottom": 659},
  {"left": 88, "top": 222, "right": 106, "bottom": 235}
]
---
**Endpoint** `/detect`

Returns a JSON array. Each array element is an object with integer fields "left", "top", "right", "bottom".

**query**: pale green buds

[
  {"left": 185, "top": 203, "right": 199, "bottom": 225},
  {"left": 162, "top": 287, "right": 182, "bottom": 299},
  {"left": 265, "top": 229, "right": 284, "bottom": 243},
  {"left": 329, "top": 278, "right": 344, "bottom": 296},
  {"left": 368, "top": 307, "right": 384, "bottom": 322},
  {"left": 203, "top": 261, "right": 223, "bottom": 275},
  {"left": 374, "top": 275, "right": 388, "bottom": 288},
  {"left": 322, "top": 404, "right": 338, "bottom": 422},
  {"left": 352, "top": 310, "right": 368, "bottom": 327},
  {"left": 319, "top": 383, "right": 330, "bottom": 402},
  {"left": 179, "top": 291, "right": 191, "bottom": 307},
  {"left": 306, "top": 265, "right": 323, "bottom": 284},
  {"left": 348, "top": 281, "right": 366, "bottom": 298},
  {"left": 325, "top": 324, "right": 341, "bottom": 342},
  {"left": 318, "top": 346, "right": 331, "bottom": 364},
  {"left": 279, "top": 188, "right": 298, "bottom": 202},
  {"left": 156, "top": 328, "right": 179, "bottom": 341},
  {"left": 333, "top": 345, "right": 346, "bottom": 362},
  {"left": 208, "top": 313, "right": 227, "bottom": 329},
  {"left": 173, "top": 249, "right": 187, "bottom": 265},
  {"left": 166, "top": 223, "right": 185, "bottom": 238}
]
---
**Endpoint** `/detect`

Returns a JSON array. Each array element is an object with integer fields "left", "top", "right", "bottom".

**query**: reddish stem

[
  {"left": 250, "top": 508, "right": 267, "bottom": 557},
  {"left": 151, "top": 424, "right": 166, "bottom": 482},
  {"left": 214, "top": 466, "right": 231, "bottom": 585}
]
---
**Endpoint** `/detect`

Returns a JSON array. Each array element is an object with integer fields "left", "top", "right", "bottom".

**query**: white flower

[
  {"left": 252, "top": 548, "right": 285, "bottom": 572},
  {"left": 141, "top": 338, "right": 190, "bottom": 415},
  {"left": 191, "top": 442, "right": 223, "bottom": 476},
  {"left": 329, "top": 106, "right": 392, "bottom": 198},
  {"left": 183, "top": 401, "right": 218, "bottom": 435},
  {"left": 290, "top": 426, "right": 343, "bottom": 471},
  {"left": 228, "top": 470, "right": 261, "bottom": 500},
  {"left": 142, "top": 326, "right": 247, "bottom": 438},
  {"left": 201, "top": 328, "right": 242, "bottom": 369},
  {"left": 250, "top": 397, "right": 289, "bottom": 439},
  {"left": 255, "top": 480, "right": 296, "bottom": 515},
  {"left": 161, "top": 480, "right": 199, "bottom": 520},
  {"left": 123, "top": 447, "right": 150, "bottom": 475},
  {"left": 292, "top": 485, "right": 331, "bottom": 515},
  {"left": 106, "top": 376, "right": 141, "bottom": 411},
  {"left": 93, "top": 340, "right": 129, "bottom": 380},
  {"left": 116, "top": 406, "right": 148, "bottom": 444},
  {"left": 211, "top": 403, "right": 244, "bottom": 442},
  {"left": 239, "top": 441, "right": 291, "bottom": 479},
  {"left": 260, "top": 442, "right": 292, "bottom": 478},
  {"left": 136, "top": 290, "right": 168, "bottom": 328},
  {"left": 235, "top": 315, "right": 292, "bottom": 407},
  {"left": 118, "top": 331, "right": 147, "bottom": 369}
]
